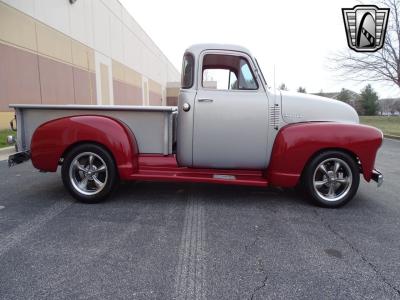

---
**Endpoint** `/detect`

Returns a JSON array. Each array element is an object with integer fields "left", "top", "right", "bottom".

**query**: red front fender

[
  {"left": 267, "top": 122, "right": 383, "bottom": 187},
  {"left": 30, "top": 115, "right": 139, "bottom": 179}
]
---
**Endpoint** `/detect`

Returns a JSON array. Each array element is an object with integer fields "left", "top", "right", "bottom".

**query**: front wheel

[
  {"left": 302, "top": 151, "right": 360, "bottom": 208},
  {"left": 61, "top": 143, "right": 117, "bottom": 203}
]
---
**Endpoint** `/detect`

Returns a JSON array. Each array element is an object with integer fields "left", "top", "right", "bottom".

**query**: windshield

[{"left": 255, "top": 58, "right": 267, "bottom": 87}]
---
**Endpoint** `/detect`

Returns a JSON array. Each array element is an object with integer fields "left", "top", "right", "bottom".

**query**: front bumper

[{"left": 371, "top": 169, "right": 384, "bottom": 187}]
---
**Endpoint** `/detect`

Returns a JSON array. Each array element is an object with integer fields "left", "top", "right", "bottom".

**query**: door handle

[{"left": 198, "top": 98, "right": 214, "bottom": 103}]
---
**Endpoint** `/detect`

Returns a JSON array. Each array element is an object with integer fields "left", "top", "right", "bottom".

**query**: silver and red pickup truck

[{"left": 7, "top": 44, "right": 384, "bottom": 207}]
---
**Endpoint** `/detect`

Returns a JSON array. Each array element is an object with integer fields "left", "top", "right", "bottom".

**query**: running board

[
  {"left": 129, "top": 155, "right": 269, "bottom": 187},
  {"left": 129, "top": 170, "right": 268, "bottom": 187}
]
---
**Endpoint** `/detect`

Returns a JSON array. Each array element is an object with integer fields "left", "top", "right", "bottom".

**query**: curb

[
  {"left": 0, "top": 146, "right": 14, "bottom": 154},
  {"left": 0, "top": 146, "right": 15, "bottom": 161},
  {"left": 384, "top": 135, "right": 400, "bottom": 141}
]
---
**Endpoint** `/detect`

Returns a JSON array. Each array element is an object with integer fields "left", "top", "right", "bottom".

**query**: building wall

[
  {"left": 0, "top": 0, "right": 180, "bottom": 129},
  {"left": 166, "top": 82, "right": 180, "bottom": 106}
]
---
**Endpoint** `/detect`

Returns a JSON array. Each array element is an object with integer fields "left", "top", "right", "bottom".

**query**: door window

[
  {"left": 203, "top": 69, "right": 238, "bottom": 90},
  {"left": 202, "top": 54, "right": 258, "bottom": 90}
]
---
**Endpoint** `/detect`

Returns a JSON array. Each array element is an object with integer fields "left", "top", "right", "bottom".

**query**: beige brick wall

[
  {"left": 0, "top": 111, "right": 14, "bottom": 130},
  {"left": 0, "top": 1, "right": 179, "bottom": 115}
]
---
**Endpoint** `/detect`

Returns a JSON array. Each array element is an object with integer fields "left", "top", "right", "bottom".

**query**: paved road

[{"left": 0, "top": 139, "right": 399, "bottom": 300}]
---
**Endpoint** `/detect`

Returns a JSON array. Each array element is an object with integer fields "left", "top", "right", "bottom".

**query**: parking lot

[{"left": 0, "top": 139, "right": 399, "bottom": 299}]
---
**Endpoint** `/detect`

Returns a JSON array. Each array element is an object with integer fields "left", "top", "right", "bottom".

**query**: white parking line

[
  {"left": 0, "top": 206, "right": 4, "bottom": 210},
  {"left": 0, "top": 200, "right": 72, "bottom": 257},
  {"left": 174, "top": 192, "right": 206, "bottom": 300}
]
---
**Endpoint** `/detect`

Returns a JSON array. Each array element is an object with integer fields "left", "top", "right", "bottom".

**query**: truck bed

[{"left": 10, "top": 104, "right": 178, "bottom": 155}]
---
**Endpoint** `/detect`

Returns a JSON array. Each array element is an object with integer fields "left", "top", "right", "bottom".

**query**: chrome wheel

[
  {"left": 312, "top": 158, "right": 353, "bottom": 202},
  {"left": 69, "top": 152, "right": 108, "bottom": 196}
]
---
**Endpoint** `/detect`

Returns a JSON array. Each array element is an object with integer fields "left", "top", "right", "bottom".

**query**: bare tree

[{"left": 331, "top": 0, "right": 400, "bottom": 87}]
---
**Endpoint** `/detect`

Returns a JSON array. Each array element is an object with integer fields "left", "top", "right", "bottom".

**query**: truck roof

[{"left": 185, "top": 43, "right": 252, "bottom": 57}]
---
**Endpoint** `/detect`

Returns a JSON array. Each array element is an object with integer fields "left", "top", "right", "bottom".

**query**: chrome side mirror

[{"left": 7, "top": 135, "right": 16, "bottom": 145}]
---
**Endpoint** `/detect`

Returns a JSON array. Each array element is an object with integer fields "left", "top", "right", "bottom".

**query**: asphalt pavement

[{"left": 0, "top": 139, "right": 399, "bottom": 299}]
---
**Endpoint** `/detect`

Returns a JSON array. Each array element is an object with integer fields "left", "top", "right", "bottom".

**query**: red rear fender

[{"left": 30, "top": 115, "right": 139, "bottom": 179}]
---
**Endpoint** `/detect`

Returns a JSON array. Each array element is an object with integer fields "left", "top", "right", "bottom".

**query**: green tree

[
  {"left": 336, "top": 88, "right": 351, "bottom": 104},
  {"left": 360, "top": 84, "right": 379, "bottom": 116},
  {"left": 278, "top": 83, "right": 288, "bottom": 91},
  {"left": 297, "top": 86, "right": 306, "bottom": 93}
]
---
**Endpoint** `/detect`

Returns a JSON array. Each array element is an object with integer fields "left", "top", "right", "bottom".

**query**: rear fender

[
  {"left": 30, "top": 115, "right": 139, "bottom": 179},
  {"left": 266, "top": 122, "right": 383, "bottom": 187}
]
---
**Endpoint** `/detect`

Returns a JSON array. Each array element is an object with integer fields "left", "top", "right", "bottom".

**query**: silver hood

[{"left": 279, "top": 91, "right": 359, "bottom": 124}]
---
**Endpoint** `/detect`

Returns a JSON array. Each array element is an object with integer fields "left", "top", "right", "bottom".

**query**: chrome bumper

[{"left": 371, "top": 169, "right": 384, "bottom": 187}]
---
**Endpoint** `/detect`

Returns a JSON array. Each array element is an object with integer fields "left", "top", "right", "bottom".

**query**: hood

[{"left": 280, "top": 91, "right": 359, "bottom": 124}]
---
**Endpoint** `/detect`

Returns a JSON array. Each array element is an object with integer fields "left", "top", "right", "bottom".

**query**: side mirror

[{"left": 7, "top": 135, "right": 15, "bottom": 145}]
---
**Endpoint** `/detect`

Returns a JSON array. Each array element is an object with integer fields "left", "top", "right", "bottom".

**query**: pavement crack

[
  {"left": 313, "top": 209, "right": 400, "bottom": 297},
  {"left": 249, "top": 274, "right": 268, "bottom": 300},
  {"left": 245, "top": 224, "right": 268, "bottom": 300}
]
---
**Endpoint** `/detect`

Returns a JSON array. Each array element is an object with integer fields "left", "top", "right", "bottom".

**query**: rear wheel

[
  {"left": 61, "top": 144, "right": 117, "bottom": 203},
  {"left": 303, "top": 151, "right": 360, "bottom": 208}
]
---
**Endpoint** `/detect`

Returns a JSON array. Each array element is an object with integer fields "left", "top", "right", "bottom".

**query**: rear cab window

[{"left": 181, "top": 53, "right": 194, "bottom": 89}]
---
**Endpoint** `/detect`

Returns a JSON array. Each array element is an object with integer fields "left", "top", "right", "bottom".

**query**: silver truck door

[
  {"left": 193, "top": 51, "right": 269, "bottom": 169},
  {"left": 176, "top": 53, "right": 197, "bottom": 167}
]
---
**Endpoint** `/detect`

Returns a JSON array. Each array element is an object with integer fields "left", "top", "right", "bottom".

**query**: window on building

[
  {"left": 202, "top": 54, "right": 258, "bottom": 90},
  {"left": 181, "top": 53, "right": 194, "bottom": 89}
]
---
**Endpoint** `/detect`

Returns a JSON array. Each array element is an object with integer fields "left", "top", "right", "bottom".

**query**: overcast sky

[{"left": 120, "top": 0, "right": 400, "bottom": 98}]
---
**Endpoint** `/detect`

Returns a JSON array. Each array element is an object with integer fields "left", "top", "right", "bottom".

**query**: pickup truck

[{"left": 7, "top": 44, "right": 384, "bottom": 208}]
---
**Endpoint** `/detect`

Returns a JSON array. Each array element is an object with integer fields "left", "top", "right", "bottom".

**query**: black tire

[
  {"left": 302, "top": 150, "right": 360, "bottom": 208},
  {"left": 61, "top": 143, "right": 117, "bottom": 203}
]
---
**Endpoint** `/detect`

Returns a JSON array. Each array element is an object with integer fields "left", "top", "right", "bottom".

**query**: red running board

[{"left": 128, "top": 155, "right": 269, "bottom": 187}]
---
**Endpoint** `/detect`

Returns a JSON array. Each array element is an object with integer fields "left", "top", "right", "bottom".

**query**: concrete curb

[
  {"left": 0, "top": 146, "right": 14, "bottom": 154},
  {"left": 384, "top": 134, "right": 400, "bottom": 141}
]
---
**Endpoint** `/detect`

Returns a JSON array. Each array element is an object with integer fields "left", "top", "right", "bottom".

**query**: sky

[{"left": 119, "top": 0, "right": 400, "bottom": 98}]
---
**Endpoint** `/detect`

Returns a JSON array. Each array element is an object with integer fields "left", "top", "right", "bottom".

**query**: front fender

[
  {"left": 30, "top": 115, "right": 139, "bottom": 179},
  {"left": 267, "top": 122, "right": 383, "bottom": 187}
]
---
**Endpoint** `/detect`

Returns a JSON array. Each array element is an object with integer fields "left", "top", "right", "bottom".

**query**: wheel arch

[
  {"left": 300, "top": 147, "right": 360, "bottom": 179},
  {"left": 60, "top": 140, "right": 119, "bottom": 176}
]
